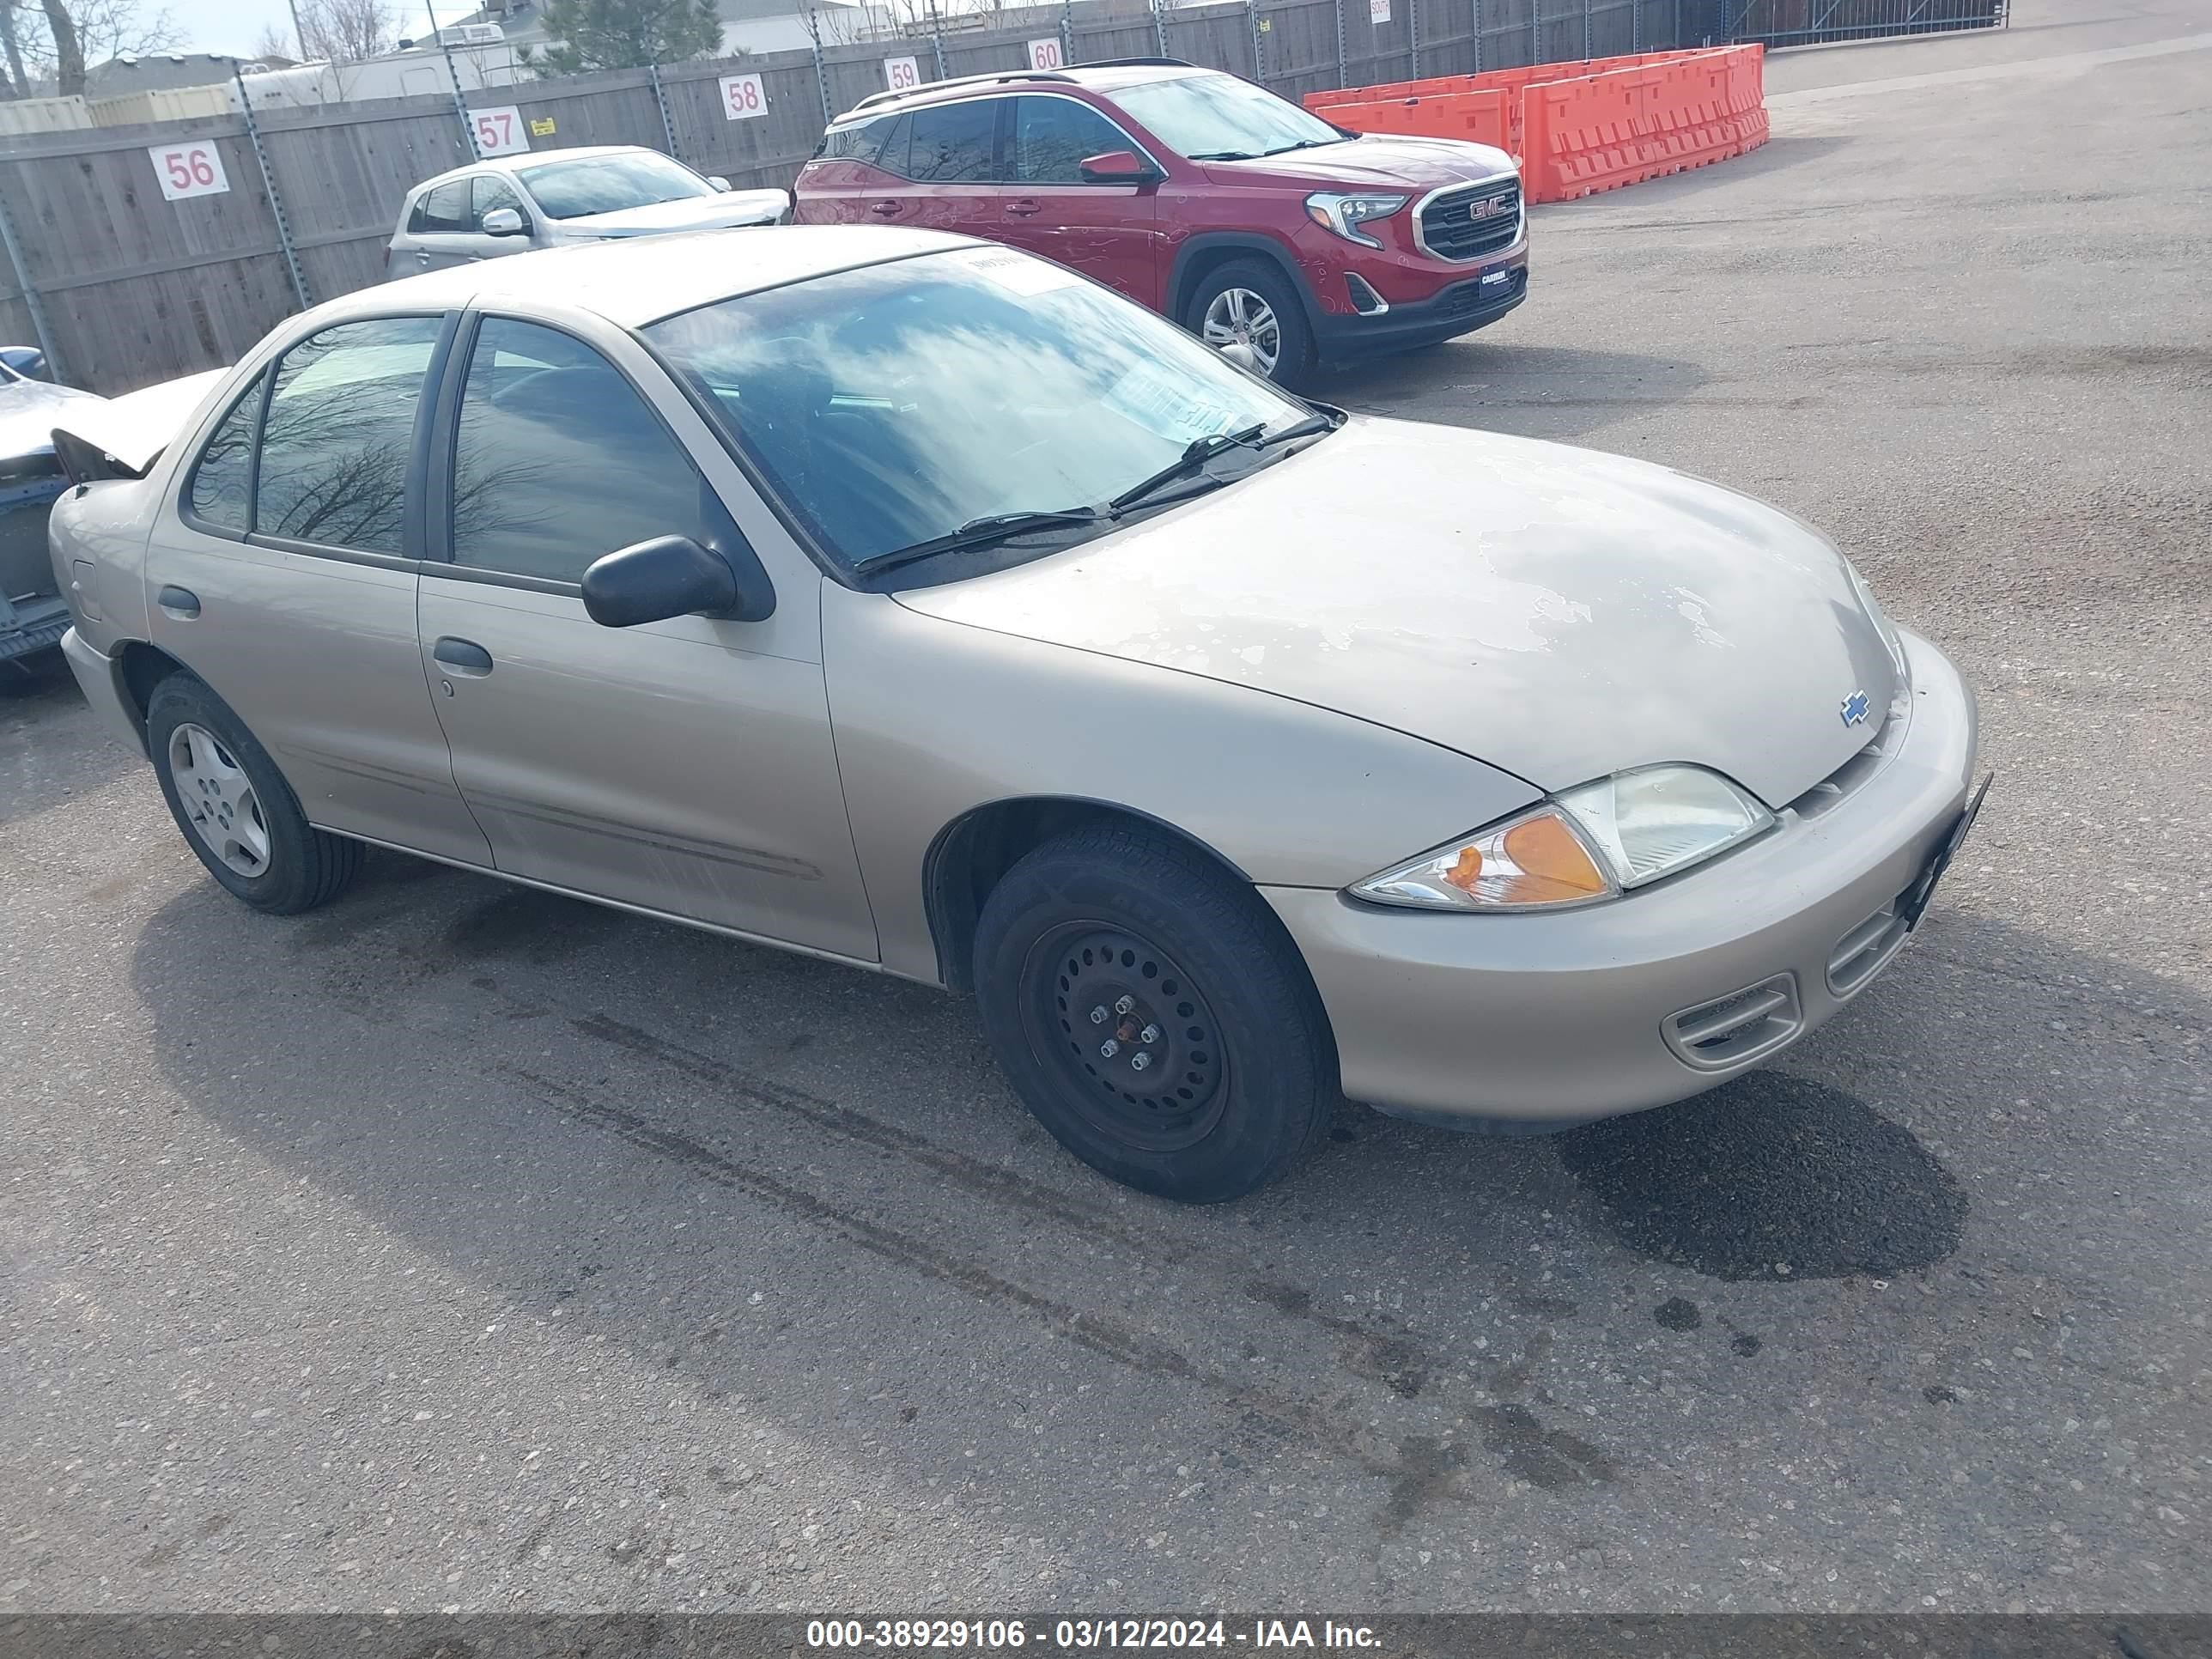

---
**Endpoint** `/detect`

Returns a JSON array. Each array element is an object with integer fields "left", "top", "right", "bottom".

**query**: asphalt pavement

[{"left": 3, "top": 0, "right": 2208, "bottom": 1613}]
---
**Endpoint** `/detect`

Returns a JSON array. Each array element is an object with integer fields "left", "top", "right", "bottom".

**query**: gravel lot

[{"left": 4, "top": 0, "right": 2208, "bottom": 1613}]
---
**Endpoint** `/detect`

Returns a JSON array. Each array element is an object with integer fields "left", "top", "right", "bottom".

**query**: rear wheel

[
  {"left": 148, "top": 672, "right": 362, "bottom": 915},
  {"left": 972, "top": 825, "right": 1336, "bottom": 1202},
  {"left": 1185, "top": 258, "right": 1316, "bottom": 390}
]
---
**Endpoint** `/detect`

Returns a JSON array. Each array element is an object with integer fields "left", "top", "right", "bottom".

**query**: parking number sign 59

[
  {"left": 719, "top": 72, "right": 766, "bottom": 119},
  {"left": 883, "top": 56, "right": 921, "bottom": 91},
  {"left": 1027, "top": 38, "right": 1063, "bottom": 70},
  {"left": 148, "top": 142, "right": 229, "bottom": 202},
  {"left": 469, "top": 106, "right": 530, "bottom": 156}
]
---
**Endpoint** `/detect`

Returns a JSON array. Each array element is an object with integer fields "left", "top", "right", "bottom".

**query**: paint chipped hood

[{"left": 892, "top": 416, "right": 1903, "bottom": 807}]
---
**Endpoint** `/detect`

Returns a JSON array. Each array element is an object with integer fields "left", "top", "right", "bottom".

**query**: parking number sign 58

[
  {"left": 719, "top": 72, "right": 766, "bottom": 119},
  {"left": 148, "top": 142, "right": 229, "bottom": 202},
  {"left": 883, "top": 56, "right": 921, "bottom": 91},
  {"left": 1027, "top": 38, "right": 1063, "bottom": 70},
  {"left": 469, "top": 106, "right": 530, "bottom": 156}
]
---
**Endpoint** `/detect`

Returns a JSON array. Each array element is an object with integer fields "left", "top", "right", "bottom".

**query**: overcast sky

[{"left": 166, "top": 0, "right": 449, "bottom": 57}]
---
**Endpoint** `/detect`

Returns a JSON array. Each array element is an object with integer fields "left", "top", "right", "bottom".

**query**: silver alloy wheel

[
  {"left": 1200, "top": 287, "right": 1283, "bottom": 378},
  {"left": 168, "top": 721, "right": 271, "bottom": 878}
]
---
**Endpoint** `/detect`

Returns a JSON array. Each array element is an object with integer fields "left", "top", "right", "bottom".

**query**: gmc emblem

[{"left": 1468, "top": 197, "right": 1506, "bottom": 219}]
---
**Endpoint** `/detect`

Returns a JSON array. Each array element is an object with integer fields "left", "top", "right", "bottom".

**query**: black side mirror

[
  {"left": 2, "top": 345, "right": 50, "bottom": 380},
  {"left": 580, "top": 533, "right": 775, "bottom": 628}
]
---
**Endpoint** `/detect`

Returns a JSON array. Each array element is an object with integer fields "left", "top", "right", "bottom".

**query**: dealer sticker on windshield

[{"left": 958, "top": 247, "right": 1085, "bottom": 296}]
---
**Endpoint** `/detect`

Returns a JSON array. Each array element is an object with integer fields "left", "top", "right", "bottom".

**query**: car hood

[
  {"left": 46, "top": 368, "right": 228, "bottom": 475},
  {"left": 893, "top": 417, "right": 1901, "bottom": 809},
  {"left": 0, "top": 377, "right": 99, "bottom": 460},
  {"left": 1200, "top": 134, "right": 1516, "bottom": 192},
  {"left": 560, "top": 189, "right": 790, "bottom": 236}
]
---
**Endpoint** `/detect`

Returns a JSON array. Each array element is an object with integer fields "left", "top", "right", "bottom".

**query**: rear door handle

[
  {"left": 432, "top": 635, "right": 494, "bottom": 676},
  {"left": 869, "top": 200, "right": 902, "bottom": 217},
  {"left": 1005, "top": 199, "right": 1042, "bottom": 216},
  {"left": 156, "top": 584, "right": 199, "bottom": 619}
]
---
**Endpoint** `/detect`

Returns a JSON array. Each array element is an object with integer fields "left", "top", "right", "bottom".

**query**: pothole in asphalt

[{"left": 1556, "top": 1074, "right": 1966, "bottom": 1280}]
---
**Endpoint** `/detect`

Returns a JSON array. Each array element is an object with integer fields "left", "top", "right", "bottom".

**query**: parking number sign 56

[
  {"left": 148, "top": 142, "right": 229, "bottom": 202},
  {"left": 883, "top": 56, "right": 921, "bottom": 91},
  {"left": 720, "top": 72, "right": 766, "bottom": 119},
  {"left": 469, "top": 106, "right": 530, "bottom": 156}
]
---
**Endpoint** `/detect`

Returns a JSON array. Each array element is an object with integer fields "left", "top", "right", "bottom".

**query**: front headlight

[
  {"left": 1350, "top": 766, "right": 1774, "bottom": 911},
  {"left": 1304, "top": 191, "right": 1407, "bottom": 249}
]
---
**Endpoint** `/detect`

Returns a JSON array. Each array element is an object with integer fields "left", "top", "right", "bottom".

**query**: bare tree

[
  {"left": 3, "top": 0, "right": 180, "bottom": 95},
  {"left": 0, "top": 3, "right": 33, "bottom": 97},
  {"left": 296, "top": 0, "right": 395, "bottom": 64},
  {"left": 248, "top": 20, "right": 293, "bottom": 61}
]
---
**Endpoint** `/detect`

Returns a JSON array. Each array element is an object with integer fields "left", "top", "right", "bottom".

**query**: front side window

[
  {"left": 646, "top": 246, "right": 1313, "bottom": 572},
  {"left": 1110, "top": 72, "right": 1346, "bottom": 161},
  {"left": 410, "top": 179, "right": 471, "bottom": 234},
  {"left": 255, "top": 316, "right": 441, "bottom": 554},
  {"left": 1012, "top": 96, "right": 1135, "bottom": 184},
  {"left": 905, "top": 100, "right": 1000, "bottom": 183},
  {"left": 472, "top": 175, "right": 526, "bottom": 228},
  {"left": 185, "top": 376, "right": 262, "bottom": 532},
  {"left": 447, "top": 318, "right": 719, "bottom": 584},
  {"left": 515, "top": 151, "right": 715, "bottom": 221}
]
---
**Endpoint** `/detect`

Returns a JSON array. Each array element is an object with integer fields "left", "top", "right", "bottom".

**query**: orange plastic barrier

[{"left": 1306, "top": 46, "right": 1767, "bottom": 204}]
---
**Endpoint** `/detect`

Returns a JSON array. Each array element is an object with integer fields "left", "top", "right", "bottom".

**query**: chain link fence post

[
  {"left": 1246, "top": 0, "right": 1264, "bottom": 78},
  {"left": 1334, "top": 0, "right": 1347, "bottom": 85},
  {"left": 232, "top": 67, "right": 309, "bottom": 310},
  {"left": 1530, "top": 0, "right": 1540, "bottom": 64},
  {"left": 439, "top": 32, "right": 483, "bottom": 157},
  {"left": 647, "top": 61, "right": 681, "bottom": 159},
  {"left": 801, "top": 0, "right": 833, "bottom": 120},
  {"left": 927, "top": 0, "right": 948, "bottom": 79},
  {"left": 1410, "top": 0, "right": 1421, "bottom": 76},
  {"left": 1060, "top": 0, "right": 1075, "bottom": 65},
  {"left": 1471, "top": 0, "right": 1483, "bottom": 70},
  {"left": 1152, "top": 0, "right": 1170, "bottom": 58},
  {"left": 1583, "top": 0, "right": 1592, "bottom": 58},
  {"left": 0, "top": 178, "right": 60, "bottom": 382},
  {"left": 1631, "top": 0, "right": 1641, "bottom": 49}
]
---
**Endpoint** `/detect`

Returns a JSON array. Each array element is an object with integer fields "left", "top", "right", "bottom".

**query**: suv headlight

[
  {"left": 1350, "top": 766, "right": 1775, "bottom": 911},
  {"left": 1304, "top": 191, "right": 1407, "bottom": 249}
]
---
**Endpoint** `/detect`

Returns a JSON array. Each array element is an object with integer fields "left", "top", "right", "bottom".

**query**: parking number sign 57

[
  {"left": 148, "top": 142, "right": 229, "bottom": 202},
  {"left": 720, "top": 72, "right": 766, "bottom": 119},
  {"left": 469, "top": 106, "right": 530, "bottom": 156},
  {"left": 1027, "top": 38, "right": 1063, "bottom": 70},
  {"left": 883, "top": 56, "right": 921, "bottom": 91}
]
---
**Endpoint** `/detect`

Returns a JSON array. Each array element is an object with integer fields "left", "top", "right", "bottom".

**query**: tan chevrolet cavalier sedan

[{"left": 49, "top": 228, "right": 1984, "bottom": 1202}]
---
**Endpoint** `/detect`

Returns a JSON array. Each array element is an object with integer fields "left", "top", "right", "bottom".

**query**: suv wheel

[
  {"left": 1186, "top": 258, "right": 1316, "bottom": 389},
  {"left": 972, "top": 824, "right": 1336, "bottom": 1203},
  {"left": 148, "top": 672, "right": 362, "bottom": 915}
]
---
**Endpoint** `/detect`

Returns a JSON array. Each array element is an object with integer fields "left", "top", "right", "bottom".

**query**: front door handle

[
  {"left": 432, "top": 635, "right": 494, "bottom": 676},
  {"left": 1005, "top": 199, "right": 1042, "bottom": 217},
  {"left": 156, "top": 584, "right": 199, "bottom": 619},
  {"left": 869, "top": 200, "right": 902, "bottom": 218},
  {"left": 416, "top": 250, "right": 431, "bottom": 265}
]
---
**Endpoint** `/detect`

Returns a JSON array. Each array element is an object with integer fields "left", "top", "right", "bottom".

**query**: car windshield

[
  {"left": 1111, "top": 72, "right": 1346, "bottom": 160},
  {"left": 516, "top": 151, "right": 715, "bottom": 220},
  {"left": 644, "top": 247, "right": 1317, "bottom": 573}
]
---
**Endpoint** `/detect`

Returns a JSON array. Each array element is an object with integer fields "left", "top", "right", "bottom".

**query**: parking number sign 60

[
  {"left": 148, "top": 142, "right": 229, "bottom": 202},
  {"left": 1027, "top": 37, "right": 1063, "bottom": 70},
  {"left": 883, "top": 55, "right": 921, "bottom": 91},
  {"left": 720, "top": 72, "right": 766, "bottom": 119},
  {"left": 469, "top": 106, "right": 530, "bottom": 156}
]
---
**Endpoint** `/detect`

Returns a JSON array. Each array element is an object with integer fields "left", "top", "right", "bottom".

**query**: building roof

[{"left": 88, "top": 52, "right": 247, "bottom": 94}]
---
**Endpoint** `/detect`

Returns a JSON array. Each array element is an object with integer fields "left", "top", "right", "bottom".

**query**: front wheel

[
  {"left": 1184, "top": 258, "right": 1317, "bottom": 390},
  {"left": 972, "top": 825, "right": 1336, "bottom": 1202}
]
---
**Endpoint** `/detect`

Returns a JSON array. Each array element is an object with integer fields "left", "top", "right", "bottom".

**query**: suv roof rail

[
  {"left": 1079, "top": 56, "right": 1198, "bottom": 68},
  {"left": 848, "top": 67, "right": 1074, "bottom": 113}
]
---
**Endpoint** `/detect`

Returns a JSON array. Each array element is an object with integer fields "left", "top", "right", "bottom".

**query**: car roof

[
  {"left": 336, "top": 225, "right": 978, "bottom": 330},
  {"left": 405, "top": 143, "right": 667, "bottom": 198},
  {"left": 829, "top": 60, "right": 1208, "bottom": 125}
]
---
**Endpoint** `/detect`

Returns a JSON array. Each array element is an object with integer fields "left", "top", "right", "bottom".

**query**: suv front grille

[{"left": 1418, "top": 178, "right": 1522, "bottom": 262}]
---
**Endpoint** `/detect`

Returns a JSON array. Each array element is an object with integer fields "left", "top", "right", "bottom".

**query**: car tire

[
  {"left": 1184, "top": 258, "right": 1317, "bottom": 390},
  {"left": 972, "top": 824, "right": 1336, "bottom": 1203},
  {"left": 147, "top": 671, "right": 362, "bottom": 915}
]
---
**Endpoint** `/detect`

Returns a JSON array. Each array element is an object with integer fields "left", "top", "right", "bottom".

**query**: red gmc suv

[{"left": 793, "top": 59, "right": 1528, "bottom": 387}]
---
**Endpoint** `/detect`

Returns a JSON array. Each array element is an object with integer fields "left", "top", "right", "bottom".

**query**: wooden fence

[{"left": 0, "top": 0, "right": 1714, "bottom": 392}]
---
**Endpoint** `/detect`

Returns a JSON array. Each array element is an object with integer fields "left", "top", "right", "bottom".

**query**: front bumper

[
  {"left": 1314, "top": 256, "right": 1528, "bottom": 363},
  {"left": 1264, "top": 627, "right": 1978, "bottom": 1126}
]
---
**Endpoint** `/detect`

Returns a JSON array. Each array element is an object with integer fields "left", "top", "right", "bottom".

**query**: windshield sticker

[
  {"left": 958, "top": 247, "right": 1086, "bottom": 295},
  {"left": 1101, "top": 362, "right": 1247, "bottom": 445}
]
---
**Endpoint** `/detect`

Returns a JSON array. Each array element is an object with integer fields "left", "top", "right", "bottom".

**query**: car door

[
  {"left": 142, "top": 313, "right": 492, "bottom": 866},
  {"left": 998, "top": 94, "right": 1163, "bottom": 304},
  {"left": 897, "top": 97, "right": 1012, "bottom": 240},
  {"left": 398, "top": 178, "right": 477, "bottom": 275},
  {"left": 414, "top": 310, "right": 878, "bottom": 961}
]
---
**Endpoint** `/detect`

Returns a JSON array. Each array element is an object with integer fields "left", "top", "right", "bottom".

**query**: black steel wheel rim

[{"left": 1019, "top": 922, "right": 1230, "bottom": 1153}]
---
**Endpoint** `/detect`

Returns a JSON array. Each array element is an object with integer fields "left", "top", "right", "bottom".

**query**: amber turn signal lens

[
  {"left": 1443, "top": 846, "right": 1484, "bottom": 892},
  {"left": 1500, "top": 814, "right": 1609, "bottom": 902}
]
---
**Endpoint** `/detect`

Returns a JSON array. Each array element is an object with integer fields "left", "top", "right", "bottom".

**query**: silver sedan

[{"left": 49, "top": 228, "right": 1983, "bottom": 1201}]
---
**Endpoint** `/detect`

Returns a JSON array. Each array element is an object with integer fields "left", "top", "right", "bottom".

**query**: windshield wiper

[
  {"left": 1185, "top": 149, "right": 1258, "bottom": 161},
  {"left": 1108, "top": 423, "right": 1268, "bottom": 513},
  {"left": 1257, "top": 137, "right": 1344, "bottom": 156},
  {"left": 854, "top": 507, "right": 1109, "bottom": 574}
]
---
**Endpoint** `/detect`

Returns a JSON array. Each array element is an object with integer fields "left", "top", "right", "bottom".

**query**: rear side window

[
  {"left": 447, "top": 318, "right": 720, "bottom": 584},
  {"left": 407, "top": 179, "right": 471, "bottom": 234},
  {"left": 1012, "top": 96, "right": 1133, "bottom": 183},
  {"left": 256, "top": 317, "right": 442, "bottom": 554},
  {"left": 906, "top": 100, "right": 1000, "bottom": 183},
  {"left": 822, "top": 113, "right": 898, "bottom": 167},
  {"left": 184, "top": 377, "right": 263, "bottom": 533}
]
